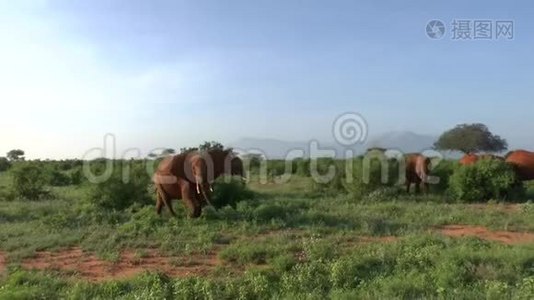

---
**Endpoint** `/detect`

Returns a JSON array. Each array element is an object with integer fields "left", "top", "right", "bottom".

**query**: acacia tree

[
  {"left": 434, "top": 123, "right": 508, "bottom": 154},
  {"left": 7, "top": 149, "right": 25, "bottom": 161}
]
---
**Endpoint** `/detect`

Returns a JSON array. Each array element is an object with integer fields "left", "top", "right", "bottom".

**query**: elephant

[
  {"left": 205, "top": 148, "right": 245, "bottom": 180},
  {"left": 505, "top": 150, "right": 534, "bottom": 181},
  {"left": 405, "top": 153, "right": 431, "bottom": 194},
  {"left": 152, "top": 149, "right": 245, "bottom": 218},
  {"left": 459, "top": 153, "right": 504, "bottom": 166},
  {"left": 153, "top": 151, "right": 211, "bottom": 218}
]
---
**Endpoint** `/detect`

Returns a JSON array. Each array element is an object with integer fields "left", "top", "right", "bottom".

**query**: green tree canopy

[
  {"left": 161, "top": 148, "right": 175, "bottom": 155},
  {"left": 434, "top": 123, "right": 508, "bottom": 154},
  {"left": 7, "top": 149, "right": 25, "bottom": 161},
  {"left": 199, "top": 141, "right": 225, "bottom": 151}
]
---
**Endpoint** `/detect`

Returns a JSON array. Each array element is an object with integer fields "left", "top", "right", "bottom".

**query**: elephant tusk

[
  {"left": 196, "top": 183, "right": 200, "bottom": 194},
  {"left": 209, "top": 185, "right": 214, "bottom": 192}
]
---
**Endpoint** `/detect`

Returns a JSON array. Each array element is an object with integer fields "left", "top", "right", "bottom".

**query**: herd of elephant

[
  {"left": 153, "top": 149, "right": 534, "bottom": 218},
  {"left": 152, "top": 149, "right": 244, "bottom": 218},
  {"left": 459, "top": 150, "right": 534, "bottom": 180},
  {"left": 406, "top": 149, "right": 534, "bottom": 194}
]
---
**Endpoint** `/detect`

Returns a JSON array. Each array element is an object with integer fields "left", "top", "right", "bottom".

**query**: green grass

[{"left": 1, "top": 171, "right": 534, "bottom": 299}]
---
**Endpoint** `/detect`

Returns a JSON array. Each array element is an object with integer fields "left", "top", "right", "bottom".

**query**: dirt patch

[
  {"left": 22, "top": 247, "right": 221, "bottom": 282},
  {"left": 0, "top": 252, "right": 6, "bottom": 274},
  {"left": 438, "top": 225, "right": 534, "bottom": 245}
]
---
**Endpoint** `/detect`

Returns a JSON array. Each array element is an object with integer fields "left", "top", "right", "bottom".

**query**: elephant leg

[
  {"left": 406, "top": 181, "right": 411, "bottom": 194},
  {"left": 155, "top": 185, "right": 164, "bottom": 215},
  {"left": 415, "top": 182, "right": 421, "bottom": 194},
  {"left": 157, "top": 184, "right": 176, "bottom": 216},
  {"left": 156, "top": 195, "right": 163, "bottom": 215},
  {"left": 181, "top": 182, "right": 201, "bottom": 218}
]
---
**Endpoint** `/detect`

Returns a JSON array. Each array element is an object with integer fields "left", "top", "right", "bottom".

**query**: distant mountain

[
  {"left": 229, "top": 132, "right": 438, "bottom": 159},
  {"left": 366, "top": 131, "right": 438, "bottom": 154},
  {"left": 229, "top": 137, "right": 366, "bottom": 159}
]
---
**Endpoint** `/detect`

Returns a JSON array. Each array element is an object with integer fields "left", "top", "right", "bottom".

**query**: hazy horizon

[{"left": 1, "top": 1, "right": 533, "bottom": 159}]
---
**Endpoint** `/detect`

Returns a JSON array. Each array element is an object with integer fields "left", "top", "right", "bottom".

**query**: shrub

[
  {"left": 87, "top": 163, "right": 151, "bottom": 210},
  {"left": 11, "top": 162, "right": 49, "bottom": 200},
  {"left": 267, "top": 160, "right": 290, "bottom": 177},
  {"left": 311, "top": 159, "right": 347, "bottom": 196},
  {"left": 211, "top": 177, "right": 254, "bottom": 209},
  {"left": 295, "top": 158, "right": 311, "bottom": 177},
  {"left": 0, "top": 157, "right": 10, "bottom": 172},
  {"left": 0, "top": 186, "right": 16, "bottom": 201},
  {"left": 429, "top": 159, "right": 457, "bottom": 193},
  {"left": 69, "top": 168, "right": 83, "bottom": 185},
  {"left": 46, "top": 168, "right": 71, "bottom": 186},
  {"left": 345, "top": 158, "right": 401, "bottom": 198},
  {"left": 449, "top": 159, "right": 522, "bottom": 202}
]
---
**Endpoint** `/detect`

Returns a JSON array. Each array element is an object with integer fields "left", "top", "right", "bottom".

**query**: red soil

[
  {"left": 21, "top": 247, "right": 220, "bottom": 282},
  {"left": 438, "top": 225, "right": 534, "bottom": 245}
]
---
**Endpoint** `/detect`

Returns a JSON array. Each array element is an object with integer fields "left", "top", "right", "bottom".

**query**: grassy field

[{"left": 1, "top": 172, "right": 534, "bottom": 299}]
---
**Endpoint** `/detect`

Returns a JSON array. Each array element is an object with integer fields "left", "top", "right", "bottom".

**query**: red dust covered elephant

[
  {"left": 153, "top": 152, "right": 211, "bottom": 218},
  {"left": 405, "top": 154, "right": 431, "bottom": 194},
  {"left": 505, "top": 150, "right": 534, "bottom": 181},
  {"left": 152, "top": 149, "right": 245, "bottom": 218}
]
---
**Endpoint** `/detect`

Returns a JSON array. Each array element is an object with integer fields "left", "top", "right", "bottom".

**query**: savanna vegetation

[{"left": 1, "top": 143, "right": 534, "bottom": 299}]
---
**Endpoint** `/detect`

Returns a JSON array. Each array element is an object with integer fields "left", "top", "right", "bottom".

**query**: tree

[
  {"left": 434, "top": 123, "right": 508, "bottom": 154},
  {"left": 179, "top": 147, "right": 198, "bottom": 154},
  {"left": 161, "top": 148, "right": 175, "bottom": 155},
  {"left": 0, "top": 157, "right": 10, "bottom": 172},
  {"left": 7, "top": 149, "right": 25, "bottom": 161},
  {"left": 148, "top": 148, "right": 175, "bottom": 158},
  {"left": 199, "top": 141, "right": 225, "bottom": 151}
]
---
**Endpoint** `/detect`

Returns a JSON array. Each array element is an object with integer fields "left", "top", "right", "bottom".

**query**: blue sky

[{"left": 0, "top": 0, "right": 532, "bottom": 158}]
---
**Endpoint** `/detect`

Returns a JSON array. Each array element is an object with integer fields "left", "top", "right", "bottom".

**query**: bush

[
  {"left": 313, "top": 157, "right": 401, "bottom": 198},
  {"left": 46, "top": 168, "right": 71, "bottom": 186},
  {"left": 11, "top": 162, "right": 49, "bottom": 200},
  {"left": 87, "top": 163, "right": 151, "bottom": 210},
  {"left": 0, "top": 157, "right": 10, "bottom": 172},
  {"left": 346, "top": 158, "right": 401, "bottom": 198},
  {"left": 311, "top": 159, "right": 347, "bottom": 196},
  {"left": 0, "top": 186, "right": 16, "bottom": 201},
  {"left": 69, "top": 168, "right": 83, "bottom": 185},
  {"left": 449, "top": 159, "right": 522, "bottom": 202},
  {"left": 429, "top": 159, "right": 457, "bottom": 193},
  {"left": 211, "top": 177, "right": 255, "bottom": 209},
  {"left": 295, "top": 158, "right": 311, "bottom": 177}
]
